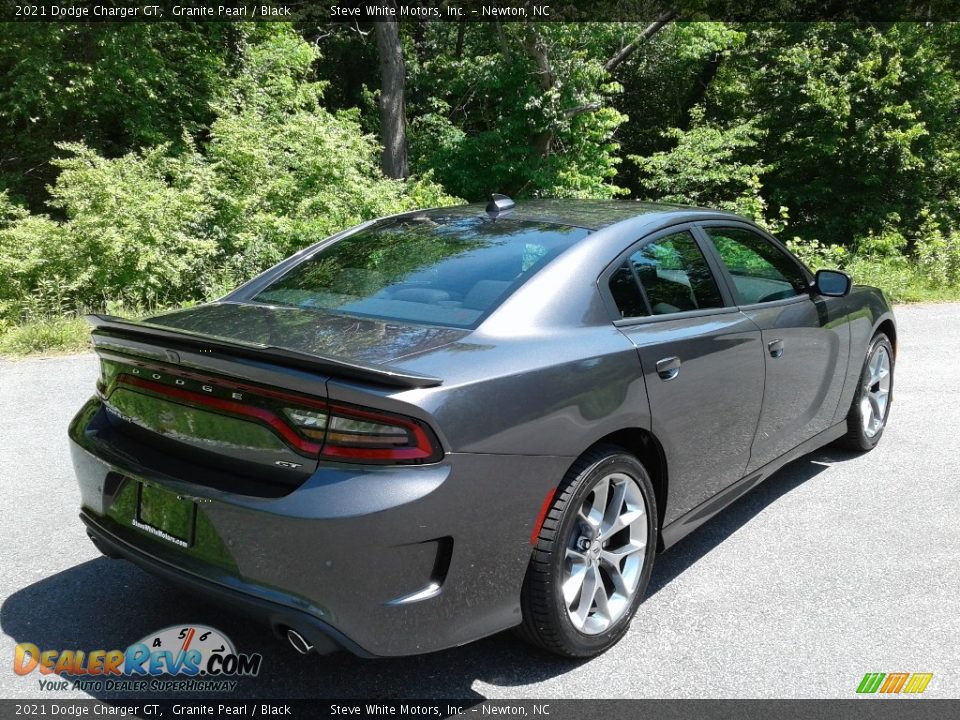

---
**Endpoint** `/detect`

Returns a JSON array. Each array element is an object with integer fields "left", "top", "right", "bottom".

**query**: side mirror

[{"left": 814, "top": 269, "right": 852, "bottom": 297}]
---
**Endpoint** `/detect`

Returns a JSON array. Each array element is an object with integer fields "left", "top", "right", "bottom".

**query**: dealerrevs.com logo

[{"left": 14, "top": 625, "right": 263, "bottom": 693}]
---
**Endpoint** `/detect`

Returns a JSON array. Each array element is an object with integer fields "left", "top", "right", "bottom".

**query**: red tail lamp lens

[
  {"left": 283, "top": 403, "right": 441, "bottom": 463},
  {"left": 105, "top": 363, "right": 441, "bottom": 465}
]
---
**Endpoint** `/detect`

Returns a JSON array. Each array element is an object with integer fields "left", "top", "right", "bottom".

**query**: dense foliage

[
  {"left": 1, "top": 20, "right": 959, "bottom": 348},
  {"left": 0, "top": 25, "right": 456, "bottom": 327}
]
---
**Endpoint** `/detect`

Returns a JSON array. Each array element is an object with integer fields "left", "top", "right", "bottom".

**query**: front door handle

[
  {"left": 768, "top": 339, "right": 784, "bottom": 358},
  {"left": 656, "top": 356, "right": 681, "bottom": 380}
]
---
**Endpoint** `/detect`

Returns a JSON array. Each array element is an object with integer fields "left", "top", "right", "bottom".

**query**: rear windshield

[{"left": 251, "top": 216, "right": 589, "bottom": 328}]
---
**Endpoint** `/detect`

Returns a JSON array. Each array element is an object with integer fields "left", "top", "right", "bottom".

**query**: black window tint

[
  {"left": 627, "top": 231, "right": 724, "bottom": 315},
  {"left": 705, "top": 227, "right": 808, "bottom": 305},
  {"left": 608, "top": 262, "right": 648, "bottom": 318},
  {"left": 252, "top": 216, "right": 589, "bottom": 328}
]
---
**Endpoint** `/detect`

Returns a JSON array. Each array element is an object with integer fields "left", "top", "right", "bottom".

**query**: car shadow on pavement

[
  {"left": 1, "top": 555, "right": 586, "bottom": 700},
  {"left": 2, "top": 448, "right": 857, "bottom": 701},
  {"left": 646, "top": 448, "right": 858, "bottom": 597}
]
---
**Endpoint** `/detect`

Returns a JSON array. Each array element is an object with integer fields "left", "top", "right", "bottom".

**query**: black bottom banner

[{"left": 3, "top": 699, "right": 959, "bottom": 720}]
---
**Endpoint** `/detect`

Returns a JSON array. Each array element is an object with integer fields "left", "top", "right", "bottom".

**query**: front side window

[
  {"left": 608, "top": 230, "right": 724, "bottom": 318},
  {"left": 252, "top": 216, "right": 589, "bottom": 328},
  {"left": 705, "top": 226, "right": 808, "bottom": 305}
]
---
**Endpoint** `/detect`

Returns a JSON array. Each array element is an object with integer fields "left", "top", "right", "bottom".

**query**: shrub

[
  {"left": 0, "top": 28, "right": 460, "bottom": 326},
  {"left": 788, "top": 225, "right": 960, "bottom": 304},
  {"left": 50, "top": 143, "right": 222, "bottom": 309},
  {"left": 0, "top": 193, "right": 69, "bottom": 319},
  {"left": 913, "top": 211, "right": 960, "bottom": 286},
  {"left": 785, "top": 237, "right": 849, "bottom": 272},
  {"left": 630, "top": 107, "right": 786, "bottom": 233}
]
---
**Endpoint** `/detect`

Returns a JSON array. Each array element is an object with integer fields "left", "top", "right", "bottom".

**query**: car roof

[{"left": 417, "top": 198, "right": 742, "bottom": 231}]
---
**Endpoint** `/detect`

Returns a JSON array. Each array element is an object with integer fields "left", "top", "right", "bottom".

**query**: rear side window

[
  {"left": 608, "top": 230, "right": 724, "bottom": 318},
  {"left": 252, "top": 216, "right": 589, "bottom": 328},
  {"left": 608, "top": 263, "right": 648, "bottom": 318},
  {"left": 704, "top": 226, "right": 808, "bottom": 304}
]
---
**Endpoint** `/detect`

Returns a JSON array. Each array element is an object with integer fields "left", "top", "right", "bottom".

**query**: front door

[
  {"left": 605, "top": 227, "right": 765, "bottom": 526},
  {"left": 698, "top": 224, "right": 851, "bottom": 472}
]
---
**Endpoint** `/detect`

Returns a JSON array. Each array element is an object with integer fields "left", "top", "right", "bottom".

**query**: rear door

[
  {"left": 603, "top": 225, "right": 765, "bottom": 526},
  {"left": 696, "top": 223, "right": 850, "bottom": 472}
]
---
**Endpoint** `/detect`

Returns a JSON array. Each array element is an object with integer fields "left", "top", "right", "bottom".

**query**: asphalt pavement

[{"left": 1, "top": 303, "right": 958, "bottom": 700}]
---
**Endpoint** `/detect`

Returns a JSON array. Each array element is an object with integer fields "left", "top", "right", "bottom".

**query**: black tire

[
  {"left": 517, "top": 445, "right": 657, "bottom": 657},
  {"left": 836, "top": 332, "right": 895, "bottom": 451}
]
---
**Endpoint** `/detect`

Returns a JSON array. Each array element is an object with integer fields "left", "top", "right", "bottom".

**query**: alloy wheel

[
  {"left": 562, "top": 472, "right": 648, "bottom": 635},
  {"left": 860, "top": 344, "right": 891, "bottom": 438}
]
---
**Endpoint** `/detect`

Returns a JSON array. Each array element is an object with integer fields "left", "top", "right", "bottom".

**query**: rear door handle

[
  {"left": 656, "top": 356, "right": 681, "bottom": 380},
  {"left": 768, "top": 339, "right": 784, "bottom": 358}
]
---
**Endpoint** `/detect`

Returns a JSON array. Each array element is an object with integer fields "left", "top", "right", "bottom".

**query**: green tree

[
  {"left": 405, "top": 21, "right": 669, "bottom": 199},
  {"left": 609, "top": 22, "right": 747, "bottom": 190},
  {"left": 0, "top": 23, "right": 239, "bottom": 209},
  {"left": 0, "top": 26, "right": 458, "bottom": 322},
  {"left": 708, "top": 22, "right": 960, "bottom": 244},
  {"left": 629, "top": 106, "right": 783, "bottom": 230}
]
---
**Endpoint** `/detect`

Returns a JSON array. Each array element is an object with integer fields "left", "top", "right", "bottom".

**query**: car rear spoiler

[{"left": 86, "top": 314, "right": 443, "bottom": 390}]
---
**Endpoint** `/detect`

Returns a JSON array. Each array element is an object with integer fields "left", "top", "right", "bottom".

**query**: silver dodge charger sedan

[{"left": 70, "top": 197, "right": 895, "bottom": 657}]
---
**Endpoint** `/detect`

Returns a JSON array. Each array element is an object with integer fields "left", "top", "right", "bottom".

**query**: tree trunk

[
  {"left": 375, "top": 12, "right": 409, "bottom": 179},
  {"left": 604, "top": 10, "right": 677, "bottom": 74},
  {"left": 680, "top": 52, "right": 724, "bottom": 130},
  {"left": 520, "top": 16, "right": 676, "bottom": 164},
  {"left": 524, "top": 25, "right": 556, "bottom": 158},
  {"left": 455, "top": 17, "right": 466, "bottom": 59},
  {"left": 413, "top": 21, "right": 427, "bottom": 64}
]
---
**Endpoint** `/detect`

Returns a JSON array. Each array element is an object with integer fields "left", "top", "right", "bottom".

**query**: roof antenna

[{"left": 486, "top": 193, "right": 515, "bottom": 215}]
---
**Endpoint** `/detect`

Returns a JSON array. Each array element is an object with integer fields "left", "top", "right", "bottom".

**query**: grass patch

[
  {"left": 845, "top": 258, "right": 960, "bottom": 303},
  {"left": 0, "top": 315, "right": 92, "bottom": 356},
  {"left": 0, "top": 299, "right": 192, "bottom": 358}
]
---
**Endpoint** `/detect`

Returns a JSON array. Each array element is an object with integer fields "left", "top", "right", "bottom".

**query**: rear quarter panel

[{"left": 344, "top": 325, "right": 651, "bottom": 457}]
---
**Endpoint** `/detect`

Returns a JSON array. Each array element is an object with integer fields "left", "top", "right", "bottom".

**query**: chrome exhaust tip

[{"left": 286, "top": 628, "right": 314, "bottom": 655}]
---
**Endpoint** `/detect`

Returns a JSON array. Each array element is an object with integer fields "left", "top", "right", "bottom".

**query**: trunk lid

[
  {"left": 87, "top": 303, "right": 452, "bottom": 492},
  {"left": 144, "top": 301, "right": 469, "bottom": 367}
]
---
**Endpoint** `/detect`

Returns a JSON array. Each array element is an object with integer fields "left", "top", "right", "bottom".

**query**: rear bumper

[
  {"left": 81, "top": 513, "right": 361, "bottom": 656},
  {"left": 69, "top": 397, "right": 568, "bottom": 657}
]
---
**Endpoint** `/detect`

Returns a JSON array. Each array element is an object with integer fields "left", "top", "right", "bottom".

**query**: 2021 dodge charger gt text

[{"left": 69, "top": 197, "right": 896, "bottom": 657}]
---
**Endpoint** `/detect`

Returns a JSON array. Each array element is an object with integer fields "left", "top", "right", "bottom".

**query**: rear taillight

[
  {"left": 283, "top": 402, "right": 441, "bottom": 463},
  {"left": 104, "top": 361, "right": 443, "bottom": 465},
  {"left": 282, "top": 408, "right": 328, "bottom": 440}
]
